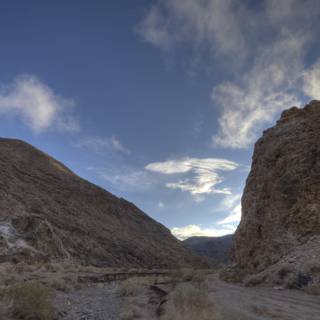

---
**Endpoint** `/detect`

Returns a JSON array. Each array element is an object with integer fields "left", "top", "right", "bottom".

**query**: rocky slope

[
  {"left": 233, "top": 100, "right": 320, "bottom": 288},
  {"left": 184, "top": 235, "right": 232, "bottom": 265},
  {"left": 0, "top": 138, "right": 206, "bottom": 268}
]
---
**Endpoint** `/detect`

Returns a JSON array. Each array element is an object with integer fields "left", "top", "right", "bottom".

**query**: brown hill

[
  {"left": 233, "top": 100, "right": 320, "bottom": 288},
  {"left": 0, "top": 138, "right": 206, "bottom": 268}
]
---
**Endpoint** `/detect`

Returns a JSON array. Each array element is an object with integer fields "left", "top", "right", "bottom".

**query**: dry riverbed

[{"left": 1, "top": 263, "right": 320, "bottom": 320}]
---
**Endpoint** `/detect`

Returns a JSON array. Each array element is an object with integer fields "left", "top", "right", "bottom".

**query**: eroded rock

[{"left": 234, "top": 100, "right": 320, "bottom": 287}]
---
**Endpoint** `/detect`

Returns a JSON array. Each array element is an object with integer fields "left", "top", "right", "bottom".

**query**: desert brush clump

[
  {"left": 5, "top": 281, "right": 57, "bottom": 320},
  {"left": 119, "top": 302, "right": 143, "bottom": 320},
  {"left": 161, "top": 282, "right": 216, "bottom": 320},
  {"left": 118, "top": 277, "right": 154, "bottom": 297}
]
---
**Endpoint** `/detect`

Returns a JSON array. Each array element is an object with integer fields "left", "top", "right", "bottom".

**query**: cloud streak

[
  {"left": 0, "top": 75, "right": 79, "bottom": 133},
  {"left": 146, "top": 157, "right": 238, "bottom": 198},
  {"left": 77, "top": 136, "right": 130, "bottom": 155}
]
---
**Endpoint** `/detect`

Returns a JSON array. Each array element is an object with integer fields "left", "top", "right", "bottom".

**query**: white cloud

[
  {"left": 218, "top": 203, "right": 241, "bottom": 225},
  {"left": 140, "top": 0, "right": 320, "bottom": 149},
  {"left": 0, "top": 75, "right": 79, "bottom": 133},
  {"left": 303, "top": 59, "right": 320, "bottom": 100},
  {"left": 171, "top": 224, "right": 235, "bottom": 240},
  {"left": 139, "top": 0, "right": 249, "bottom": 59},
  {"left": 220, "top": 193, "right": 241, "bottom": 211},
  {"left": 210, "top": 0, "right": 320, "bottom": 148},
  {"left": 145, "top": 157, "right": 238, "bottom": 198},
  {"left": 77, "top": 136, "right": 130, "bottom": 155},
  {"left": 212, "top": 33, "right": 305, "bottom": 148}
]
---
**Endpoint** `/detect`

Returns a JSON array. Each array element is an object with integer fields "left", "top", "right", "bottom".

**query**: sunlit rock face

[
  {"left": 0, "top": 138, "right": 207, "bottom": 268},
  {"left": 234, "top": 101, "right": 320, "bottom": 283}
]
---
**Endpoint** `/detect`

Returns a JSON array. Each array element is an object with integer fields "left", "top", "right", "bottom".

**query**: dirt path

[{"left": 210, "top": 275, "right": 320, "bottom": 320}]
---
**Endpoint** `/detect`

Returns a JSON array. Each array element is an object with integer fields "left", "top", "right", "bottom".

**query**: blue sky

[{"left": 0, "top": 0, "right": 320, "bottom": 240}]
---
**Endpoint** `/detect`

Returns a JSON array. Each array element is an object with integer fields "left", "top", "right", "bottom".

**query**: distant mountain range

[
  {"left": 184, "top": 235, "right": 233, "bottom": 265},
  {"left": 0, "top": 138, "right": 207, "bottom": 268}
]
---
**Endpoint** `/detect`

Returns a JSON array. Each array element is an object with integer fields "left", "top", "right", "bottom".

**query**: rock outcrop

[
  {"left": 0, "top": 138, "right": 206, "bottom": 268},
  {"left": 184, "top": 235, "right": 233, "bottom": 265},
  {"left": 234, "top": 100, "right": 320, "bottom": 288}
]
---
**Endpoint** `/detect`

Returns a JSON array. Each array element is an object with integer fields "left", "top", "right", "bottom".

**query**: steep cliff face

[
  {"left": 233, "top": 100, "right": 320, "bottom": 287},
  {"left": 0, "top": 138, "right": 206, "bottom": 268}
]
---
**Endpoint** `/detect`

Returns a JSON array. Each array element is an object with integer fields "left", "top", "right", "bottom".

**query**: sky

[{"left": 0, "top": 0, "right": 320, "bottom": 240}]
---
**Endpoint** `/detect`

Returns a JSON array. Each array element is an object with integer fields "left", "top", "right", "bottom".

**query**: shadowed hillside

[{"left": 0, "top": 138, "right": 206, "bottom": 268}]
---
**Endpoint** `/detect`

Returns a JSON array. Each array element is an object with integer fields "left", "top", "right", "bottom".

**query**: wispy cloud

[
  {"left": 212, "top": 0, "right": 320, "bottom": 149},
  {"left": 211, "top": 33, "right": 305, "bottom": 148},
  {"left": 171, "top": 224, "right": 235, "bottom": 240},
  {"left": 146, "top": 157, "right": 239, "bottom": 198},
  {"left": 77, "top": 136, "right": 130, "bottom": 155},
  {"left": 303, "top": 58, "right": 320, "bottom": 100},
  {"left": 138, "top": 0, "right": 250, "bottom": 59},
  {"left": 217, "top": 203, "right": 241, "bottom": 225},
  {"left": 140, "top": 0, "right": 320, "bottom": 149},
  {"left": 0, "top": 75, "right": 79, "bottom": 133},
  {"left": 88, "top": 165, "right": 155, "bottom": 193}
]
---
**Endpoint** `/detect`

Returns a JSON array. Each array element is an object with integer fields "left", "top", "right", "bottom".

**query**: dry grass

[
  {"left": 171, "top": 268, "right": 195, "bottom": 281},
  {"left": 120, "top": 301, "right": 143, "bottom": 320},
  {"left": 161, "top": 282, "right": 216, "bottom": 320},
  {"left": 5, "top": 281, "right": 57, "bottom": 320},
  {"left": 304, "top": 284, "right": 320, "bottom": 296},
  {"left": 118, "top": 276, "right": 155, "bottom": 297}
]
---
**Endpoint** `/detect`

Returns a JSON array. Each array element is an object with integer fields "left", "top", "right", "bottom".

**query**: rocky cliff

[
  {"left": 234, "top": 100, "right": 320, "bottom": 288},
  {"left": 184, "top": 235, "right": 232, "bottom": 265},
  {"left": 0, "top": 138, "right": 206, "bottom": 268}
]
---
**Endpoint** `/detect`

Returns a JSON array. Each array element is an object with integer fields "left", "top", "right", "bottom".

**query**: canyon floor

[
  {"left": 55, "top": 273, "right": 320, "bottom": 320},
  {"left": 1, "top": 264, "right": 320, "bottom": 320}
]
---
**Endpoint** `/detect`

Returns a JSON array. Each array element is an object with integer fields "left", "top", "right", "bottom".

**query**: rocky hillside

[
  {"left": 233, "top": 100, "right": 320, "bottom": 288},
  {"left": 184, "top": 235, "right": 232, "bottom": 265},
  {"left": 0, "top": 138, "right": 206, "bottom": 268}
]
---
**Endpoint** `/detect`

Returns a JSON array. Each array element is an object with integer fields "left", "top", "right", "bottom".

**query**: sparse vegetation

[
  {"left": 304, "top": 284, "right": 320, "bottom": 296},
  {"left": 5, "top": 281, "right": 57, "bottom": 320},
  {"left": 118, "top": 277, "right": 153, "bottom": 297},
  {"left": 161, "top": 282, "right": 216, "bottom": 320},
  {"left": 120, "top": 302, "right": 143, "bottom": 320},
  {"left": 171, "top": 268, "right": 195, "bottom": 281}
]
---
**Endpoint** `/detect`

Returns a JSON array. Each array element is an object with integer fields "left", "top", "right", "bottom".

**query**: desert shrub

[
  {"left": 304, "top": 259, "right": 320, "bottom": 274},
  {"left": 171, "top": 268, "right": 195, "bottom": 282},
  {"left": 118, "top": 276, "right": 157, "bottom": 297},
  {"left": 280, "top": 270, "right": 312, "bottom": 289},
  {"left": 118, "top": 277, "right": 145, "bottom": 297},
  {"left": 278, "top": 265, "right": 293, "bottom": 280},
  {"left": 304, "top": 284, "right": 320, "bottom": 296},
  {"left": 47, "top": 278, "right": 69, "bottom": 292},
  {"left": 219, "top": 265, "right": 244, "bottom": 283},
  {"left": 161, "top": 283, "right": 216, "bottom": 320},
  {"left": 6, "top": 281, "right": 56, "bottom": 320},
  {"left": 120, "top": 303, "right": 143, "bottom": 320},
  {"left": 191, "top": 270, "right": 208, "bottom": 289}
]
